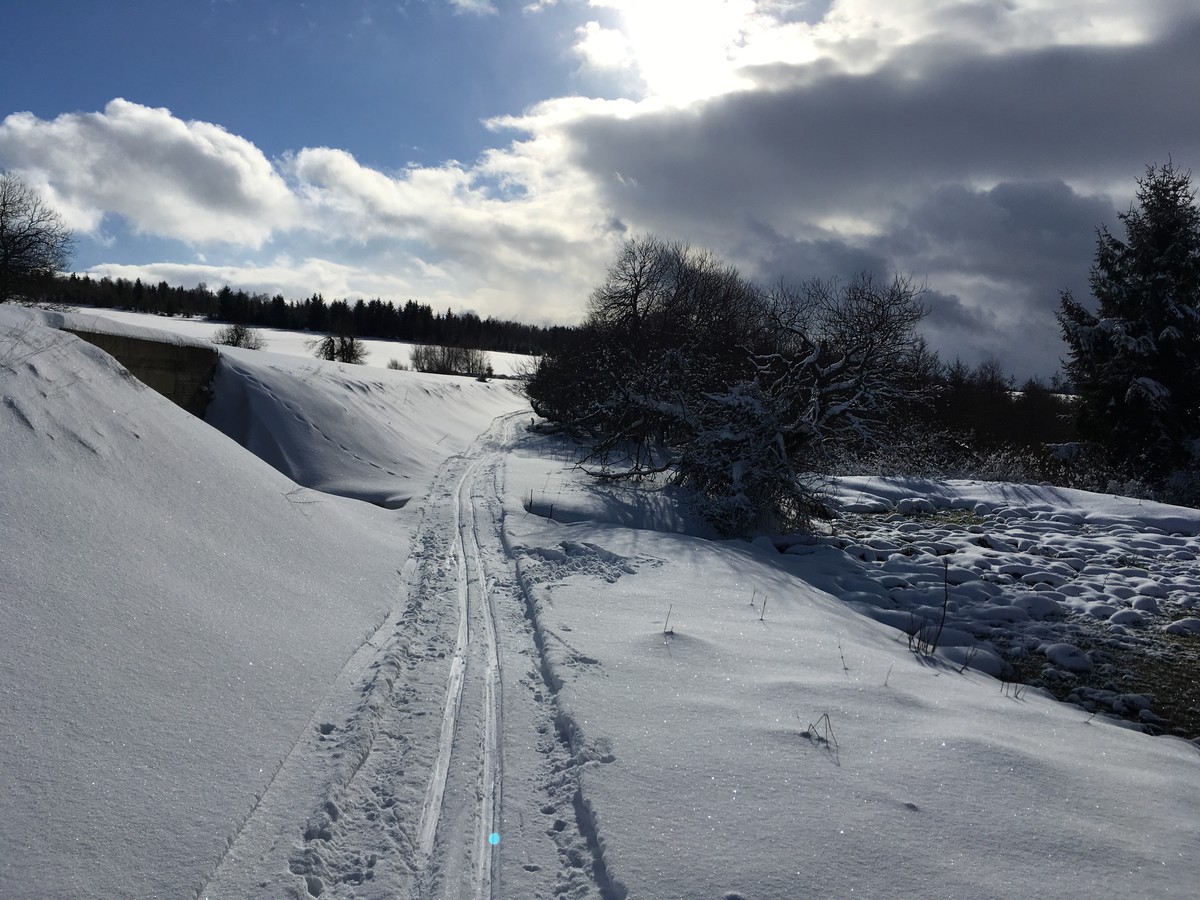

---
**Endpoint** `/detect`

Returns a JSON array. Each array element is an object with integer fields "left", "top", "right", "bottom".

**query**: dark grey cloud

[
  {"left": 880, "top": 179, "right": 1115, "bottom": 376},
  {"left": 734, "top": 219, "right": 891, "bottom": 285},
  {"left": 568, "top": 20, "right": 1200, "bottom": 220},
  {"left": 740, "top": 179, "right": 1115, "bottom": 376},
  {"left": 889, "top": 181, "right": 1110, "bottom": 288},
  {"left": 558, "top": 15, "right": 1200, "bottom": 375}
]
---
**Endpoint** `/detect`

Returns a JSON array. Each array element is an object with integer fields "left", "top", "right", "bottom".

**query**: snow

[
  {"left": 73, "top": 306, "right": 536, "bottom": 377},
  {"left": 3, "top": 304, "right": 1199, "bottom": 898},
  {"left": 0, "top": 306, "right": 524, "bottom": 897},
  {"left": 206, "top": 346, "right": 521, "bottom": 508},
  {"left": 52, "top": 307, "right": 219, "bottom": 349},
  {"left": 502, "top": 446, "right": 1200, "bottom": 898}
]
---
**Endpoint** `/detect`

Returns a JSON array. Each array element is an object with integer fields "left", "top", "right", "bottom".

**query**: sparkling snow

[{"left": 2, "top": 306, "right": 1198, "bottom": 898}]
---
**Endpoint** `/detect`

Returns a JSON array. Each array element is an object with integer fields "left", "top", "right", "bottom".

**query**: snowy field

[
  {"left": 2, "top": 306, "right": 1198, "bottom": 898},
  {"left": 70, "top": 307, "right": 535, "bottom": 377}
]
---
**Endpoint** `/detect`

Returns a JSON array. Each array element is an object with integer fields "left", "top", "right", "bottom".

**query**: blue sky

[
  {"left": 2, "top": 0, "right": 1199, "bottom": 375},
  {"left": 5, "top": 1, "right": 590, "bottom": 167}
]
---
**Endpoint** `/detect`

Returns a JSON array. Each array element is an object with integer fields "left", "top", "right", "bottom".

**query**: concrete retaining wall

[{"left": 65, "top": 328, "right": 219, "bottom": 417}]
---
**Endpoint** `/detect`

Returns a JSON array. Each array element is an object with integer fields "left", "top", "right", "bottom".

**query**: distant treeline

[{"left": 49, "top": 273, "right": 576, "bottom": 355}]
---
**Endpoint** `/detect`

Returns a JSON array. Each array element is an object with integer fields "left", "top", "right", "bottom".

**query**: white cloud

[
  {"left": 446, "top": 0, "right": 498, "bottom": 14},
  {"left": 577, "top": 0, "right": 762, "bottom": 101},
  {"left": 574, "top": 21, "right": 637, "bottom": 72},
  {"left": 0, "top": 99, "right": 298, "bottom": 246},
  {"left": 0, "top": 99, "right": 617, "bottom": 325},
  {"left": 5, "top": 1, "right": 1200, "bottom": 375}
]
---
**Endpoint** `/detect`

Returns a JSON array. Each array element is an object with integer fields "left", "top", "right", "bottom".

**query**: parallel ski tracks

[
  {"left": 414, "top": 446, "right": 505, "bottom": 899},
  {"left": 201, "top": 411, "right": 610, "bottom": 899}
]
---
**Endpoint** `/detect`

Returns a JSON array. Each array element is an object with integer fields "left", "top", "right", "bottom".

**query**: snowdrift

[
  {"left": 0, "top": 306, "right": 521, "bottom": 897},
  {"left": 207, "top": 347, "right": 522, "bottom": 509}
]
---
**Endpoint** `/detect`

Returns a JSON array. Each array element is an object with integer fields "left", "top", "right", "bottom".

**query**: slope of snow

[
  {"left": 6, "top": 301, "right": 1200, "bottom": 899},
  {"left": 501, "top": 432, "right": 1200, "bottom": 898},
  {"left": 206, "top": 347, "right": 523, "bottom": 509},
  {"left": 0, "top": 307, "right": 523, "bottom": 897},
  {"left": 74, "top": 306, "right": 535, "bottom": 377}
]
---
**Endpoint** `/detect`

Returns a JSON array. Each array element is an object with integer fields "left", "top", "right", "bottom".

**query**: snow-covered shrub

[
  {"left": 675, "top": 383, "right": 823, "bottom": 534},
  {"left": 527, "top": 235, "right": 928, "bottom": 535}
]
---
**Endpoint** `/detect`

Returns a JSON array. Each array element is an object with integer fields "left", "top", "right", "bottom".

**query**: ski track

[
  {"left": 204, "top": 411, "right": 611, "bottom": 899},
  {"left": 412, "top": 448, "right": 503, "bottom": 899}
]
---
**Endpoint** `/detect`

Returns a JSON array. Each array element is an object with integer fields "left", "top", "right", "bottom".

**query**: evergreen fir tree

[{"left": 1058, "top": 161, "right": 1200, "bottom": 481}]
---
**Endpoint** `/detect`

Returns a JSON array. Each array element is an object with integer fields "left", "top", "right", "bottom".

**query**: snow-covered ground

[
  {"left": 501, "top": 437, "right": 1200, "bottom": 899},
  {"left": 2, "top": 305, "right": 1198, "bottom": 899},
  {"left": 0, "top": 307, "right": 524, "bottom": 897},
  {"left": 71, "top": 307, "right": 535, "bottom": 377}
]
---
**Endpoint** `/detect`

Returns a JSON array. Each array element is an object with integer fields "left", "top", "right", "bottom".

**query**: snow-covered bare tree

[
  {"left": 1058, "top": 161, "right": 1200, "bottom": 482},
  {"left": 529, "top": 237, "right": 772, "bottom": 478},
  {"left": 763, "top": 273, "right": 929, "bottom": 459},
  {"left": 526, "top": 235, "right": 929, "bottom": 533}
]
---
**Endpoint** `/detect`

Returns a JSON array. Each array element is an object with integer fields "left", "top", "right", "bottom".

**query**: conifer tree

[{"left": 1058, "top": 161, "right": 1200, "bottom": 480}]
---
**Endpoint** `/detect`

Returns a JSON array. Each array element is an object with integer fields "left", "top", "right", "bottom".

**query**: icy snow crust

[{"left": 3, "top": 305, "right": 1199, "bottom": 898}]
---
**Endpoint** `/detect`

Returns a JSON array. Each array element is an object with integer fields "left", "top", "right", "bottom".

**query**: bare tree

[
  {"left": 213, "top": 322, "right": 267, "bottom": 350},
  {"left": 307, "top": 334, "right": 368, "bottom": 364},
  {"left": 526, "top": 235, "right": 930, "bottom": 534},
  {"left": 0, "top": 173, "right": 74, "bottom": 305},
  {"left": 409, "top": 343, "right": 491, "bottom": 377}
]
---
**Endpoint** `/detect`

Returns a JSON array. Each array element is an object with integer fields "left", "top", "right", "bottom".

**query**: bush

[
  {"left": 409, "top": 344, "right": 491, "bottom": 377},
  {"left": 212, "top": 322, "right": 266, "bottom": 350},
  {"left": 527, "top": 234, "right": 929, "bottom": 535},
  {"left": 308, "top": 334, "right": 367, "bottom": 364}
]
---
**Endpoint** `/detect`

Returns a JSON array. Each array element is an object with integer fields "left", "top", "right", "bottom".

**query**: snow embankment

[
  {"left": 75, "top": 306, "right": 536, "bottom": 377},
  {"left": 0, "top": 306, "right": 522, "bottom": 897},
  {"left": 207, "top": 346, "right": 524, "bottom": 508}
]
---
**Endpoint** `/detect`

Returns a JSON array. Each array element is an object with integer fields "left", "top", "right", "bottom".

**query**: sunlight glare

[{"left": 587, "top": 0, "right": 763, "bottom": 103}]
